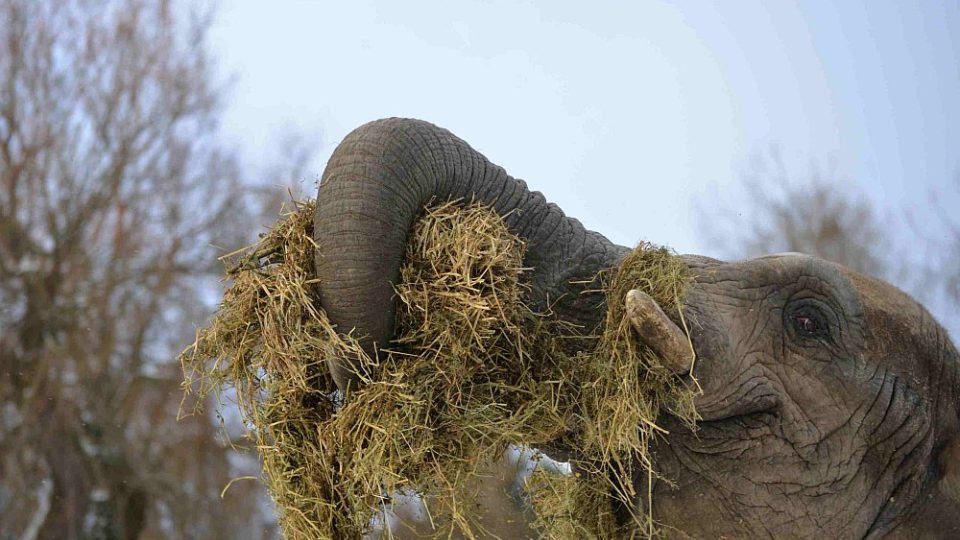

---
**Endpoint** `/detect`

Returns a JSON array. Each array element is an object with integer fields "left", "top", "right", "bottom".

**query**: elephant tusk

[{"left": 625, "top": 289, "right": 695, "bottom": 375}]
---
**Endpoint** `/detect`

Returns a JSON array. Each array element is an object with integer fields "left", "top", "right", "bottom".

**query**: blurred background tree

[
  {"left": 916, "top": 174, "right": 960, "bottom": 329},
  {"left": 0, "top": 1, "right": 530, "bottom": 538},
  {"left": 696, "top": 149, "right": 894, "bottom": 276},
  {"left": 0, "top": 0, "right": 285, "bottom": 537}
]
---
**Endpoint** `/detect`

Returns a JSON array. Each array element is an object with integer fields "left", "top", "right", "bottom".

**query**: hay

[
  {"left": 180, "top": 199, "right": 698, "bottom": 539},
  {"left": 525, "top": 466, "right": 618, "bottom": 539}
]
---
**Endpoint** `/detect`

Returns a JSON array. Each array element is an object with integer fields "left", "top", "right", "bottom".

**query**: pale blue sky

[{"left": 211, "top": 0, "right": 959, "bottom": 257}]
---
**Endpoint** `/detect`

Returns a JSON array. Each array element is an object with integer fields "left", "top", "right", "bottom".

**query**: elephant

[{"left": 313, "top": 117, "right": 960, "bottom": 538}]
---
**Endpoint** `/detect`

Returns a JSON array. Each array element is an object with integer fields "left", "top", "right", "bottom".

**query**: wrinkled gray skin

[{"left": 314, "top": 118, "right": 960, "bottom": 538}]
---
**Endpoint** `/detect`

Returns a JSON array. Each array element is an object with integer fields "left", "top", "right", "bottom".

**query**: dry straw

[{"left": 180, "top": 199, "right": 698, "bottom": 539}]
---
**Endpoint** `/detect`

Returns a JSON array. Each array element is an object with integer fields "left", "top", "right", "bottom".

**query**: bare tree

[
  {"left": 697, "top": 150, "right": 896, "bottom": 278},
  {"left": 914, "top": 173, "right": 960, "bottom": 336},
  {"left": 0, "top": 0, "right": 278, "bottom": 537}
]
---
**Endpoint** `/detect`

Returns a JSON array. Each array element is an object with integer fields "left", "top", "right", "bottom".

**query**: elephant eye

[
  {"left": 793, "top": 314, "right": 821, "bottom": 335},
  {"left": 785, "top": 300, "right": 834, "bottom": 343}
]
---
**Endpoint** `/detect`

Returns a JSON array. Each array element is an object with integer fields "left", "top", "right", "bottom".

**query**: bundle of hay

[{"left": 180, "top": 199, "right": 697, "bottom": 539}]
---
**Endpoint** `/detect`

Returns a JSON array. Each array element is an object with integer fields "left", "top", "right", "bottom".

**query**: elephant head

[{"left": 313, "top": 118, "right": 960, "bottom": 538}]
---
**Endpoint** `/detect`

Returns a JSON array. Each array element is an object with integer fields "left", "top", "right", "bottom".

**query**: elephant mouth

[
  {"left": 690, "top": 386, "right": 781, "bottom": 426},
  {"left": 695, "top": 406, "right": 778, "bottom": 430}
]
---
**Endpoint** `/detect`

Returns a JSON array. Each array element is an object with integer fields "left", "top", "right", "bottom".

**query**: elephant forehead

[{"left": 687, "top": 252, "right": 858, "bottom": 303}]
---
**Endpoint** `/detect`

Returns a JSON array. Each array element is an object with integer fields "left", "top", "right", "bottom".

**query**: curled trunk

[{"left": 314, "top": 118, "right": 628, "bottom": 392}]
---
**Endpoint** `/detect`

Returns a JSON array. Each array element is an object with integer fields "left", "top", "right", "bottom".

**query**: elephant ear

[
  {"left": 937, "top": 437, "right": 960, "bottom": 501},
  {"left": 936, "top": 342, "right": 960, "bottom": 502}
]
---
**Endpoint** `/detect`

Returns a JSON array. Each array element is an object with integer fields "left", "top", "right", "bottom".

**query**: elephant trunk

[{"left": 314, "top": 118, "right": 629, "bottom": 393}]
